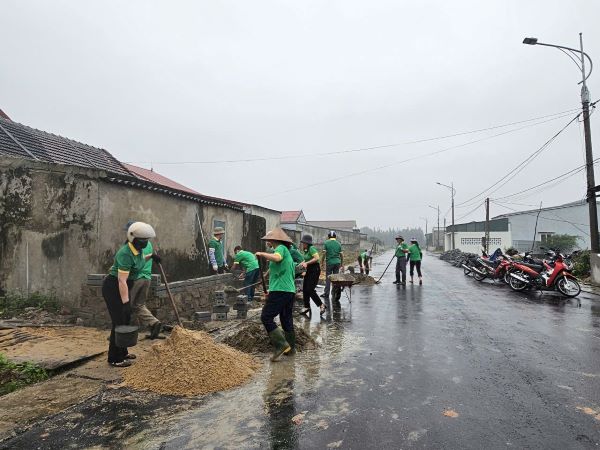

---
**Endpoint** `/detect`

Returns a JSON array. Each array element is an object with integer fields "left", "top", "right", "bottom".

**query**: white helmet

[{"left": 127, "top": 222, "right": 156, "bottom": 243}]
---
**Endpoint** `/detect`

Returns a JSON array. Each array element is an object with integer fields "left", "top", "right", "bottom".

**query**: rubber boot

[
  {"left": 284, "top": 330, "right": 296, "bottom": 356},
  {"left": 268, "top": 328, "right": 291, "bottom": 362}
]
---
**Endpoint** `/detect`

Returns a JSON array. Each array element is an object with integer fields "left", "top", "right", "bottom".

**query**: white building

[{"left": 446, "top": 199, "right": 600, "bottom": 253}]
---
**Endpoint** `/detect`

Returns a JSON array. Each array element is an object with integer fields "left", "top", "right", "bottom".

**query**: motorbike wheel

[
  {"left": 503, "top": 270, "right": 512, "bottom": 284},
  {"left": 556, "top": 277, "right": 581, "bottom": 298},
  {"left": 473, "top": 270, "right": 487, "bottom": 281},
  {"left": 463, "top": 265, "right": 472, "bottom": 276},
  {"left": 509, "top": 270, "right": 529, "bottom": 291}
]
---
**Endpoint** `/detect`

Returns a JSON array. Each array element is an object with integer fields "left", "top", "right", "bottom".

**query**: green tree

[{"left": 543, "top": 234, "right": 579, "bottom": 253}]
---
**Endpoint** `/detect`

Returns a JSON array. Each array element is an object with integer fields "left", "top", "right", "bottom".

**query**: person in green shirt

[
  {"left": 126, "top": 222, "right": 162, "bottom": 340},
  {"left": 233, "top": 245, "right": 260, "bottom": 301},
  {"left": 408, "top": 238, "right": 423, "bottom": 285},
  {"left": 208, "top": 227, "right": 228, "bottom": 274},
  {"left": 255, "top": 228, "right": 296, "bottom": 361},
  {"left": 394, "top": 235, "right": 410, "bottom": 285},
  {"left": 358, "top": 250, "right": 370, "bottom": 275},
  {"left": 103, "top": 222, "right": 159, "bottom": 367},
  {"left": 321, "top": 231, "right": 343, "bottom": 299},
  {"left": 299, "top": 234, "right": 326, "bottom": 316}
]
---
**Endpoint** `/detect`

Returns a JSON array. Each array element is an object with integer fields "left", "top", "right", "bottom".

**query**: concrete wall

[
  {"left": 0, "top": 157, "right": 268, "bottom": 309},
  {"left": 79, "top": 273, "right": 238, "bottom": 327},
  {"left": 246, "top": 205, "right": 280, "bottom": 232},
  {"left": 447, "top": 231, "right": 512, "bottom": 253}
]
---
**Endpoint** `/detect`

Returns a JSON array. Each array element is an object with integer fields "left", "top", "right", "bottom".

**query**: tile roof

[
  {"left": 0, "top": 117, "right": 131, "bottom": 176},
  {"left": 124, "top": 164, "right": 202, "bottom": 196},
  {"left": 308, "top": 220, "right": 358, "bottom": 231},
  {"left": 281, "top": 210, "right": 303, "bottom": 223}
]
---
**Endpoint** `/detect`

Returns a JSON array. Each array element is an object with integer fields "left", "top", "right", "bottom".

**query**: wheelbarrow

[{"left": 329, "top": 274, "right": 358, "bottom": 303}]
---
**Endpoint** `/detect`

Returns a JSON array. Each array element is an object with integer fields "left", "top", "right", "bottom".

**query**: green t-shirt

[
  {"left": 303, "top": 245, "right": 319, "bottom": 262},
  {"left": 408, "top": 244, "right": 422, "bottom": 262},
  {"left": 359, "top": 251, "right": 367, "bottom": 261},
  {"left": 109, "top": 242, "right": 147, "bottom": 279},
  {"left": 136, "top": 241, "right": 154, "bottom": 280},
  {"left": 395, "top": 242, "right": 409, "bottom": 258},
  {"left": 234, "top": 250, "right": 259, "bottom": 272},
  {"left": 323, "top": 238, "right": 342, "bottom": 266},
  {"left": 269, "top": 244, "right": 296, "bottom": 293},
  {"left": 289, "top": 244, "right": 305, "bottom": 264},
  {"left": 208, "top": 237, "right": 225, "bottom": 266}
]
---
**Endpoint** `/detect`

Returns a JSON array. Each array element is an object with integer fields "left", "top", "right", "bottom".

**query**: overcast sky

[{"left": 1, "top": 0, "right": 598, "bottom": 229}]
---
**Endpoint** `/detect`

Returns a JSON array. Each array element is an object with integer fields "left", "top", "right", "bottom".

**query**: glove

[
  {"left": 212, "top": 264, "right": 218, "bottom": 272},
  {"left": 122, "top": 301, "right": 132, "bottom": 324},
  {"left": 151, "top": 253, "right": 162, "bottom": 264},
  {"left": 224, "top": 264, "right": 230, "bottom": 271}
]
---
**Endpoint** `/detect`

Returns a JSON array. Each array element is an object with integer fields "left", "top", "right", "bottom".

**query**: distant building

[
  {"left": 445, "top": 199, "right": 600, "bottom": 253},
  {"left": 280, "top": 210, "right": 365, "bottom": 251}
]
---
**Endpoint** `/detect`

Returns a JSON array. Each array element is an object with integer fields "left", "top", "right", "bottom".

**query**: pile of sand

[
  {"left": 222, "top": 322, "right": 317, "bottom": 354},
  {"left": 123, "top": 326, "right": 260, "bottom": 397}
]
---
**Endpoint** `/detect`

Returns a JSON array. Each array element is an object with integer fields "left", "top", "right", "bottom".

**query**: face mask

[{"left": 132, "top": 238, "right": 148, "bottom": 251}]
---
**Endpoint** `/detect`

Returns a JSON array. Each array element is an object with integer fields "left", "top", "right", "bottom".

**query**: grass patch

[
  {"left": 0, "top": 291, "right": 60, "bottom": 318},
  {"left": 0, "top": 353, "right": 49, "bottom": 396}
]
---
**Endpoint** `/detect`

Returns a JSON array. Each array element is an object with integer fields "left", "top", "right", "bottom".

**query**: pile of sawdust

[
  {"left": 222, "top": 322, "right": 317, "bottom": 354},
  {"left": 123, "top": 326, "right": 260, "bottom": 397}
]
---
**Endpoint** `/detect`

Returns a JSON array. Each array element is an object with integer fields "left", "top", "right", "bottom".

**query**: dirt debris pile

[
  {"left": 222, "top": 322, "right": 317, "bottom": 354},
  {"left": 353, "top": 274, "right": 377, "bottom": 285},
  {"left": 123, "top": 326, "right": 260, "bottom": 397}
]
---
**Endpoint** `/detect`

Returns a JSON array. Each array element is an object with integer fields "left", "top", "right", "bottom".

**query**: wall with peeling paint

[{"left": 0, "top": 157, "right": 269, "bottom": 309}]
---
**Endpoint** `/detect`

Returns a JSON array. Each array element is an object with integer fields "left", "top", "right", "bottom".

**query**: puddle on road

[{"left": 122, "top": 315, "right": 367, "bottom": 449}]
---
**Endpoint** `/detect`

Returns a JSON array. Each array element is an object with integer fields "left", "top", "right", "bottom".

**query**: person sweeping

[
  {"left": 102, "top": 222, "right": 159, "bottom": 367},
  {"left": 393, "top": 235, "right": 409, "bottom": 285},
  {"left": 408, "top": 238, "right": 423, "bottom": 285},
  {"left": 299, "top": 234, "right": 326, "bottom": 317},
  {"left": 358, "top": 249, "right": 370, "bottom": 275},
  {"left": 255, "top": 228, "right": 297, "bottom": 361}
]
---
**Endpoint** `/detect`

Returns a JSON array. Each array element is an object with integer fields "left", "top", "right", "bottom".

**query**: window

[
  {"left": 460, "top": 237, "right": 501, "bottom": 246},
  {"left": 539, "top": 232, "right": 554, "bottom": 244}
]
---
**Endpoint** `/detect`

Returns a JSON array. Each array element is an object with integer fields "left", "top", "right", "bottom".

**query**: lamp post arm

[{"left": 535, "top": 41, "right": 593, "bottom": 83}]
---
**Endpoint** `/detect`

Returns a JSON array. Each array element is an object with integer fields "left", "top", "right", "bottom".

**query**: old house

[{"left": 0, "top": 114, "right": 278, "bottom": 314}]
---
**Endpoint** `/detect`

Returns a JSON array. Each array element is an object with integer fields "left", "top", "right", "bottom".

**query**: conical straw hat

[{"left": 261, "top": 228, "right": 293, "bottom": 244}]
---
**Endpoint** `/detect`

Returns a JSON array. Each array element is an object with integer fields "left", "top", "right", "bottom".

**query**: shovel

[
  {"left": 258, "top": 257, "right": 268, "bottom": 298},
  {"left": 157, "top": 262, "right": 183, "bottom": 327},
  {"left": 375, "top": 254, "right": 396, "bottom": 284}
]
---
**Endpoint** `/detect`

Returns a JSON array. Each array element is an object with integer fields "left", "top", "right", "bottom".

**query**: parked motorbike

[{"left": 508, "top": 250, "right": 581, "bottom": 297}]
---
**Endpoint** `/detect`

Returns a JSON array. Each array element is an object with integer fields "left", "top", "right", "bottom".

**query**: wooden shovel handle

[{"left": 157, "top": 262, "right": 183, "bottom": 327}]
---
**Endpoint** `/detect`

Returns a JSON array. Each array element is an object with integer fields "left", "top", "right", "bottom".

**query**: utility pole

[
  {"left": 484, "top": 198, "right": 490, "bottom": 255},
  {"left": 443, "top": 217, "right": 446, "bottom": 251},
  {"left": 428, "top": 205, "right": 440, "bottom": 250},
  {"left": 523, "top": 33, "right": 598, "bottom": 252},
  {"left": 580, "top": 34, "right": 599, "bottom": 253},
  {"left": 451, "top": 181, "right": 455, "bottom": 250}
]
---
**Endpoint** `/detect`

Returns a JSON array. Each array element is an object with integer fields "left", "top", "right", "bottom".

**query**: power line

[
  {"left": 456, "top": 113, "right": 581, "bottom": 208},
  {"left": 490, "top": 201, "right": 589, "bottom": 232},
  {"left": 125, "top": 107, "right": 580, "bottom": 166},
  {"left": 492, "top": 158, "right": 600, "bottom": 202},
  {"left": 257, "top": 113, "right": 578, "bottom": 199}
]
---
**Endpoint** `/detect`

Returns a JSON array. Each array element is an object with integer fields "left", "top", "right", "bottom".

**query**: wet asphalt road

[{"left": 4, "top": 251, "right": 600, "bottom": 449}]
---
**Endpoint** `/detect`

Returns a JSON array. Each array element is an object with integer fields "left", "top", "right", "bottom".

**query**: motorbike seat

[{"left": 519, "top": 262, "right": 544, "bottom": 272}]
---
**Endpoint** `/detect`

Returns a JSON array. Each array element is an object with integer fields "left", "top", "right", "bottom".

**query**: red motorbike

[
  {"left": 470, "top": 254, "right": 515, "bottom": 284},
  {"left": 508, "top": 250, "right": 581, "bottom": 297}
]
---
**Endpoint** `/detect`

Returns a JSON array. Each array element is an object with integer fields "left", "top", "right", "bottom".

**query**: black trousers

[
  {"left": 324, "top": 263, "right": 340, "bottom": 297},
  {"left": 102, "top": 275, "right": 132, "bottom": 363},
  {"left": 302, "top": 265, "right": 323, "bottom": 308},
  {"left": 261, "top": 291, "right": 295, "bottom": 334},
  {"left": 409, "top": 260, "right": 422, "bottom": 278},
  {"left": 395, "top": 257, "right": 407, "bottom": 283}
]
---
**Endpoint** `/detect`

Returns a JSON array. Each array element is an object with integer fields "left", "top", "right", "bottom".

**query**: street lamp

[
  {"left": 523, "top": 33, "right": 598, "bottom": 252},
  {"left": 436, "top": 181, "right": 455, "bottom": 250},
  {"left": 419, "top": 216, "right": 428, "bottom": 247},
  {"left": 428, "top": 205, "right": 440, "bottom": 250}
]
